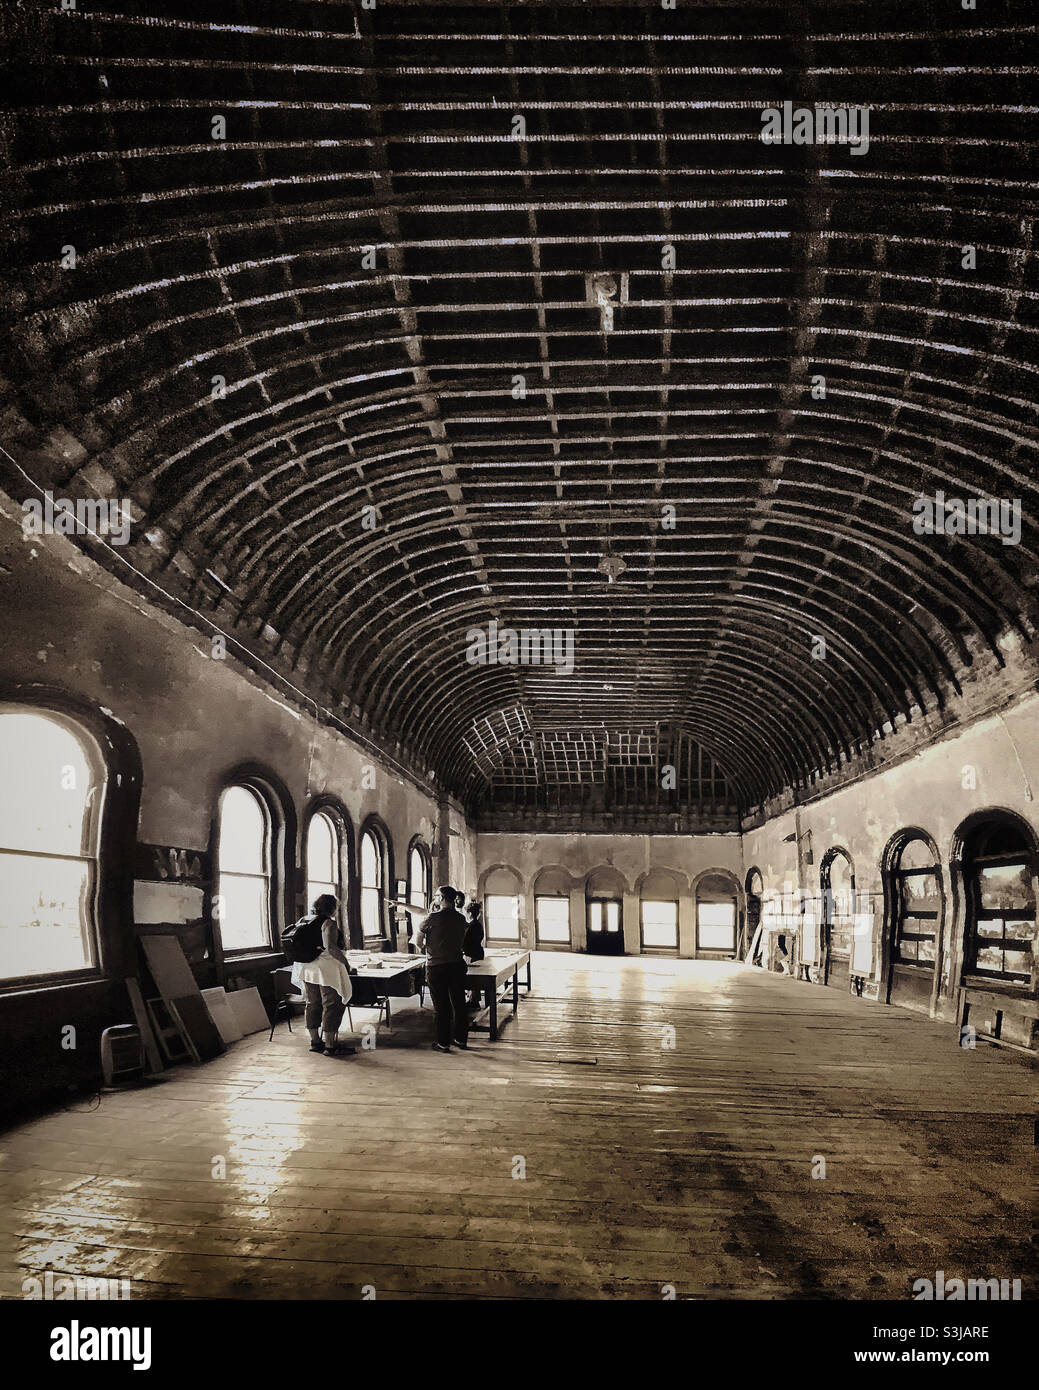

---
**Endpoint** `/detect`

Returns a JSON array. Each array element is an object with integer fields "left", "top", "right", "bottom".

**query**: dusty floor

[{"left": 1, "top": 953, "right": 1035, "bottom": 1299}]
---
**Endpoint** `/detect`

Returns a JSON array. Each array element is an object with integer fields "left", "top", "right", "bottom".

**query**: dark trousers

[{"left": 427, "top": 960, "right": 469, "bottom": 1048}]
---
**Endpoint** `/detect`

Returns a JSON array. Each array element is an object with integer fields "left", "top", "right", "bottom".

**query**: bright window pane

[
  {"left": 217, "top": 786, "right": 271, "bottom": 949},
  {"left": 0, "top": 853, "right": 94, "bottom": 976},
  {"left": 641, "top": 899, "right": 678, "bottom": 948},
  {"left": 409, "top": 847, "right": 427, "bottom": 908},
  {"left": 361, "top": 832, "right": 380, "bottom": 888},
  {"left": 589, "top": 900, "right": 620, "bottom": 932},
  {"left": 0, "top": 717, "right": 97, "bottom": 856},
  {"left": 0, "top": 711, "right": 97, "bottom": 857},
  {"left": 306, "top": 813, "right": 338, "bottom": 911},
  {"left": 486, "top": 894, "right": 520, "bottom": 941},
  {"left": 217, "top": 787, "right": 267, "bottom": 876},
  {"left": 698, "top": 900, "right": 736, "bottom": 950},
  {"left": 361, "top": 885, "right": 382, "bottom": 938},
  {"left": 219, "top": 873, "right": 269, "bottom": 951},
  {"left": 535, "top": 896, "right": 570, "bottom": 943},
  {"left": 307, "top": 813, "right": 337, "bottom": 886},
  {"left": 0, "top": 709, "right": 102, "bottom": 980},
  {"left": 978, "top": 863, "right": 1034, "bottom": 912}
]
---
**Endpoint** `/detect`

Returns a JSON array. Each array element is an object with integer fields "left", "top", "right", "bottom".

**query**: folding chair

[{"left": 268, "top": 968, "right": 301, "bottom": 1041}]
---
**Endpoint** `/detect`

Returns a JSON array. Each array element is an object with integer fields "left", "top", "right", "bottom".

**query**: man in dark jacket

[{"left": 417, "top": 885, "right": 470, "bottom": 1052}]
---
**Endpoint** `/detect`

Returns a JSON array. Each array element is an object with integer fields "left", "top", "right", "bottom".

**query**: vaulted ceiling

[{"left": 3, "top": 1, "right": 1038, "bottom": 818}]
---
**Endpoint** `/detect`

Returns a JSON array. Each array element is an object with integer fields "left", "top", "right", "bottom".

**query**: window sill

[
  {"left": 223, "top": 949, "right": 284, "bottom": 966},
  {"left": 0, "top": 971, "right": 108, "bottom": 1000},
  {"left": 960, "top": 975, "right": 1033, "bottom": 996}
]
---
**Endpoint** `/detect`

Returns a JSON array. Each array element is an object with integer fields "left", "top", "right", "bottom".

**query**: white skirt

[{"left": 291, "top": 952, "right": 353, "bottom": 1003}]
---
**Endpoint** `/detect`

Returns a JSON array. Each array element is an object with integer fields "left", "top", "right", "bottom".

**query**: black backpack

[{"left": 280, "top": 914, "right": 326, "bottom": 964}]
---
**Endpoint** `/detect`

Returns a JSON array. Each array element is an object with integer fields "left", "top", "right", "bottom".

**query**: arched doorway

[
  {"left": 884, "top": 830, "right": 944, "bottom": 1016},
  {"left": 820, "top": 847, "right": 855, "bottom": 991},
  {"left": 745, "top": 868, "right": 764, "bottom": 964},
  {"left": 585, "top": 866, "right": 626, "bottom": 955}
]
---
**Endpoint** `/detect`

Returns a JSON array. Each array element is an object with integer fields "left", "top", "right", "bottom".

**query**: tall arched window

[
  {"left": 892, "top": 838, "right": 941, "bottom": 966},
  {"left": 0, "top": 706, "right": 103, "bottom": 980},
  {"left": 216, "top": 785, "right": 273, "bottom": 952},
  {"left": 360, "top": 829, "right": 385, "bottom": 939},
  {"left": 963, "top": 820, "right": 1036, "bottom": 984},
  {"left": 409, "top": 841, "right": 430, "bottom": 910},
  {"left": 483, "top": 865, "right": 523, "bottom": 943},
  {"left": 639, "top": 869, "right": 682, "bottom": 952},
  {"left": 696, "top": 873, "right": 739, "bottom": 954},
  {"left": 306, "top": 810, "right": 340, "bottom": 913}
]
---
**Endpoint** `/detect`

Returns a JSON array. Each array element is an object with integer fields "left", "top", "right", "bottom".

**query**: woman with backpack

[{"left": 284, "top": 893, "right": 353, "bottom": 1055}]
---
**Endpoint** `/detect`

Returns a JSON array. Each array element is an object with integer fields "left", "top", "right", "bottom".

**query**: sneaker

[
  {"left": 453, "top": 1038, "right": 468, "bottom": 1049},
  {"left": 431, "top": 1043, "right": 452, "bottom": 1053}
]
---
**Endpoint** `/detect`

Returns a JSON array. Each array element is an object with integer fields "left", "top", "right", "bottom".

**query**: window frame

[
  {"left": 587, "top": 898, "right": 622, "bottom": 936},
  {"left": 965, "top": 847, "right": 1035, "bottom": 986},
  {"left": 358, "top": 818, "right": 393, "bottom": 943},
  {"left": 304, "top": 807, "right": 341, "bottom": 917},
  {"left": 893, "top": 860, "right": 941, "bottom": 967},
  {"left": 485, "top": 892, "right": 522, "bottom": 944},
  {"left": 407, "top": 838, "right": 431, "bottom": 911},
  {"left": 534, "top": 894, "right": 571, "bottom": 946},
  {"left": 696, "top": 896, "right": 738, "bottom": 953},
  {"left": 640, "top": 897, "right": 679, "bottom": 952},
  {"left": 821, "top": 848, "right": 856, "bottom": 961},
  {"left": 0, "top": 704, "right": 107, "bottom": 985},
  {"left": 215, "top": 782, "right": 276, "bottom": 955}
]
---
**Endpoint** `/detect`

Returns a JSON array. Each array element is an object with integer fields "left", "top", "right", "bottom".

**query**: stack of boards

[{"left": 135, "top": 933, "right": 270, "bottom": 1068}]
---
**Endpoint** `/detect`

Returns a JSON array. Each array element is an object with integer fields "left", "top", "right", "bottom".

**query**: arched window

[
  {"left": 963, "top": 820, "right": 1036, "bottom": 984},
  {"left": 360, "top": 829, "right": 386, "bottom": 940},
  {"left": 892, "top": 838, "right": 941, "bottom": 966},
  {"left": 0, "top": 706, "right": 103, "bottom": 980},
  {"left": 483, "top": 865, "right": 522, "bottom": 943},
  {"left": 409, "top": 842, "right": 430, "bottom": 910},
  {"left": 696, "top": 873, "right": 739, "bottom": 953},
  {"left": 216, "top": 785, "right": 273, "bottom": 952},
  {"left": 306, "top": 810, "right": 340, "bottom": 914}
]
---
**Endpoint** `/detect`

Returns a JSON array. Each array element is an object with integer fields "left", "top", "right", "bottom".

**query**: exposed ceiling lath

[{"left": 2, "top": 1, "right": 1037, "bottom": 819}]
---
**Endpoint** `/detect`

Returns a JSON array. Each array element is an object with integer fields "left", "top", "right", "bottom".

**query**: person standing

[
  {"left": 288, "top": 893, "right": 354, "bottom": 1056},
  {"left": 462, "top": 898, "right": 485, "bottom": 1009},
  {"left": 462, "top": 898, "right": 485, "bottom": 963},
  {"left": 417, "top": 885, "right": 470, "bottom": 1053}
]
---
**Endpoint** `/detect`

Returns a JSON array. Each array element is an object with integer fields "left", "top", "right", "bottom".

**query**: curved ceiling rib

[{"left": 3, "top": 1, "right": 1038, "bottom": 819}]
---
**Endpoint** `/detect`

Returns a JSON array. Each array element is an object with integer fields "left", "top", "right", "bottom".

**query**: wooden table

[
  {"left": 466, "top": 951, "right": 532, "bottom": 1040},
  {"left": 346, "top": 953, "right": 426, "bottom": 1028}
]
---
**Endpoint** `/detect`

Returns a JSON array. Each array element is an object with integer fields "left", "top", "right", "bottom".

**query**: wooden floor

[{"left": 2, "top": 954, "right": 1035, "bottom": 1300}]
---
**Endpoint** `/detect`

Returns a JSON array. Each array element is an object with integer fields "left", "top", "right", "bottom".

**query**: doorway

[{"left": 587, "top": 898, "right": 624, "bottom": 954}]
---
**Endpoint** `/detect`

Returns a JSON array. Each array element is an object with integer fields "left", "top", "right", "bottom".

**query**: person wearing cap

[{"left": 416, "top": 884, "right": 470, "bottom": 1052}]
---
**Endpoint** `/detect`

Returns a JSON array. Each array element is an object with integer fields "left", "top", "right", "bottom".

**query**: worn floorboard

[{"left": 1, "top": 954, "right": 1035, "bottom": 1300}]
